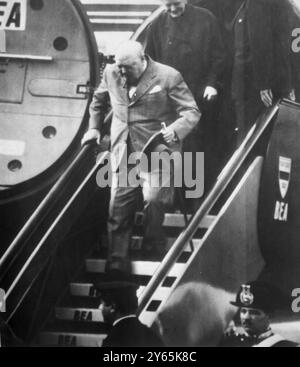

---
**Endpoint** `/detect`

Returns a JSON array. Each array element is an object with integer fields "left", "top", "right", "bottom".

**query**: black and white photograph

[{"left": 1, "top": 0, "right": 300, "bottom": 349}]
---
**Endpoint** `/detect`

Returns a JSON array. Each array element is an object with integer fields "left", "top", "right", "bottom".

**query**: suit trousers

[{"left": 107, "top": 152, "right": 174, "bottom": 272}]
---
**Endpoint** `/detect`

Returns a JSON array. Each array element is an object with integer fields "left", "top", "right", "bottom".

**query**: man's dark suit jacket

[{"left": 102, "top": 316, "right": 164, "bottom": 347}]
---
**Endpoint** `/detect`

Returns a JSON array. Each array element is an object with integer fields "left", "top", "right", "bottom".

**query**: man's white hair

[{"left": 115, "top": 41, "right": 145, "bottom": 61}]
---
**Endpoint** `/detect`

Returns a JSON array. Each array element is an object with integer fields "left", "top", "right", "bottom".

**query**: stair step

[
  {"left": 56, "top": 307, "right": 104, "bottom": 323},
  {"left": 56, "top": 284, "right": 171, "bottom": 323},
  {"left": 39, "top": 332, "right": 106, "bottom": 347},
  {"left": 86, "top": 259, "right": 186, "bottom": 277},
  {"left": 69, "top": 282, "right": 171, "bottom": 300},
  {"left": 43, "top": 321, "right": 108, "bottom": 334},
  {"left": 101, "top": 235, "right": 201, "bottom": 252},
  {"left": 135, "top": 212, "right": 215, "bottom": 229},
  {"left": 70, "top": 282, "right": 101, "bottom": 298},
  {"left": 75, "top": 273, "right": 152, "bottom": 287},
  {"left": 59, "top": 296, "right": 102, "bottom": 309},
  {"left": 73, "top": 274, "right": 176, "bottom": 290}
]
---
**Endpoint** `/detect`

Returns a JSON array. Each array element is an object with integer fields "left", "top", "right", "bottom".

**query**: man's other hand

[
  {"left": 161, "top": 123, "right": 177, "bottom": 144},
  {"left": 81, "top": 129, "right": 101, "bottom": 146},
  {"left": 260, "top": 89, "right": 273, "bottom": 107},
  {"left": 203, "top": 86, "right": 218, "bottom": 101},
  {"left": 289, "top": 89, "right": 296, "bottom": 102}
]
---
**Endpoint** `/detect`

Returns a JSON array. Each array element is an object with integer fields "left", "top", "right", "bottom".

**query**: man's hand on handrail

[{"left": 81, "top": 129, "right": 101, "bottom": 146}]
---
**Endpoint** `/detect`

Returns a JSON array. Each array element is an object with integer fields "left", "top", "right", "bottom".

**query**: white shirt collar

[{"left": 113, "top": 315, "right": 137, "bottom": 327}]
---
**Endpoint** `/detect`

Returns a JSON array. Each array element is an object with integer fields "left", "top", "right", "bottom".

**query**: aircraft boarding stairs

[
  {"left": 2, "top": 100, "right": 300, "bottom": 347},
  {"left": 38, "top": 211, "right": 214, "bottom": 347},
  {"left": 38, "top": 100, "right": 300, "bottom": 347}
]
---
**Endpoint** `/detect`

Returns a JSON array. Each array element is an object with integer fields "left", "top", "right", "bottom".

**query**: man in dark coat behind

[
  {"left": 145, "top": 0, "right": 225, "bottom": 104},
  {"left": 145, "top": 0, "right": 226, "bottom": 207},
  {"left": 196, "top": 0, "right": 293, "bottom": 144}
]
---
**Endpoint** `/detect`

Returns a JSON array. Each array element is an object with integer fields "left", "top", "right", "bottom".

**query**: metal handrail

[
  {"left": 137, "top": 103, "right": 280, "bottom": 315},
  {"left": 4, "top": 150, "right": 109, "bottom": 314},
  {"left": 0, "top": 144, "right": 93, "bottom": 278},
  {"left": 131, "top": 6, "right": 164, "bottom": 43}
]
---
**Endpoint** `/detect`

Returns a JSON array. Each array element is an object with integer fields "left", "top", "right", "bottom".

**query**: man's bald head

[
  {"left": 115, "top": 41, "right": 145, "bottom": 63},
  {"left": 115, "top": 41, "right": 147, "bottom": 85}
]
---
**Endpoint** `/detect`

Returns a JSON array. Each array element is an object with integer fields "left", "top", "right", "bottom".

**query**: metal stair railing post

[
  {"left": 137, "top": 103, "right": 280, "bottom": 315},
  {"left": 131, "top": 6, "right": 164, "bottom": 44},
  {"left": 176, "top": 188, "right": 194, "bottom": 252},
  {"left": 25, "top": 252, "right": 57, "bottom": 341}
]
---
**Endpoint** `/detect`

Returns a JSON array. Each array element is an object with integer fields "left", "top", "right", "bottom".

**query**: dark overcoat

[
  {"left": 145, "top": 4, "right": 226, "bottom": 102},
  {"left": 102, "top": 317, "right": 164, "bottom": 347},
  {"left": 194, "top": 0, "right": 292, "bottom": 96}
]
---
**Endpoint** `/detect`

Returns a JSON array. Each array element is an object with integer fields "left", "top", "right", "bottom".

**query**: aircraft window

[
  {"left": 30, "top": 0, "right": 44, "bottom": 11},
  {"left": 42, "top": 126, "right": 57, "bottom": 140},
  {"left": 53, "top": 37, "right": 68, "bottom": 51},
  {"left": 8, "top": 160, "right": 22, "bottom": 172}
]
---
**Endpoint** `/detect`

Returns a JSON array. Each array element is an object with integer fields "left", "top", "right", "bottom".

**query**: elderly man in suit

[{"left": 82, "top": 41, "right": 200, "bottom": 273}]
